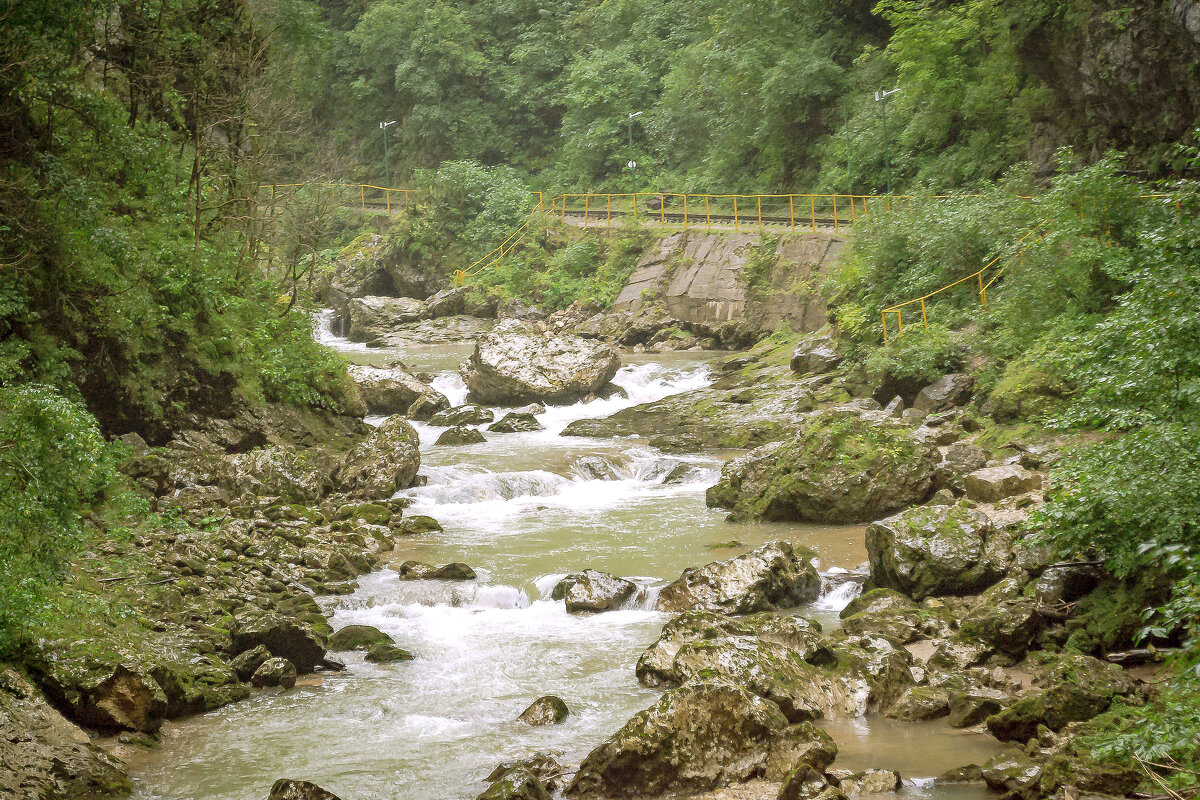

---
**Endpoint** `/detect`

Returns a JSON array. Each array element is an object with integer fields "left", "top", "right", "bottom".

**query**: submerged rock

[
  {"left": 484, "top": 753, "right": 563, "bottom": 794},
  {"left": 656, "top": 541, "right": 821, "bottom": 614},
  {"left": 551, "top": 571, "right": 638, "bottom": 614},
  {"left": 0, "top": 668, "right": 131, "bottom": 800},
  {"left": 865, "top": 504, "right": 1008, "bottom": 600},
  {"left": 268, "top": 779, "right": 343, "bottom": 800},
  {"left": 518, "top": 695, "right": 570, "bottom": 726},
  {"left": 364, "top": 643, "right": 415, "bottom": 663},
  {"left": 333, "top": 416, "right": 421, "bottom": 500},
  {"left": 706, "top": 411, "right": 938, "bottom": 523},
  {"left": 436, "top": 426, "right": 487, "bottom": 446},
  {"left": 478, "top": 767, "right": 551, "bottom": 800},
  {"left": 463, "top": 319, "right": 621, "bottom": 405},
  {"left": 566, "top": 682, "right": 788, "bottom": 798}
]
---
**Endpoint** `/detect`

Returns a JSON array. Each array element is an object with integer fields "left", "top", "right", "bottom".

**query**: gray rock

[
  {"left": 913, "top": 374, "right": 974, "bottom": 414},
  {"left": 790, "top": 331, "right": 842, "bottom": 376},
  {"left": 436, "top": 426, "right": 487, "bottom": 446},
  {"left": 552, "top": 570, "right": 638, "bottom": 614},
  {"left": 347, "top": 364, "right": 449, "bottom": 416},
  {"left": 430, "top": 405, "right": 495, "bottom": 427},
  {"left": 484, "top": 753, "right": 563, "bottom": 793},
  {"left": 117, "top": 431, "right": 151, "bottom": 456},
  {"left": 424, "top": 286, "right": 467, "bottom": 318},
  {"left": 488, "top": 413, "right": 544, "bottom": 433},
  {"left": 565, "top": 682, "right": 788, "bottom": 798},
  {"left": 866, "top": 504, "right": 1008, "bottom": 600},
  {"left": 397, "top": 561, "right": 477, "bottom": 581},
  {"left": 941, "top": 443, "right": 988, "bottom": 473},
  {"left": 230, "top": 645, "right": 272, "bottom": 681},
  {"left": 345, "top": 295, "right": 428, "bottom": 341},
  {"left": 0, "top": 669, "right": 130, "bottom": 800},
  {"left": 334, "top": 416, "right": 421, "bottom": 500},
  {"left": 964, "top": 465, "right": 1042, "bottom": 503},
  {"left": 986, "top": 655, "right": 1137, "bottom": 742},
  {"left": 251, "top": 658, "right": 297, "bottom": 689},
  {"left": 518, "top": 695, "right": 570, "bottom": 726},
  {"left": 478, "top": 767, "right": 550, "bottom": 800},
  {"left": 268, "top": 779, "right": 343, "bottom": 800},
  {"left": 776, "top": 764, "right": 832, "bottom": 800},
  {"left": 364, "top": 643, "right": 414, "bottom": 663},
  {"left": 838, "top": 770, "right": 901, "bottom": 794},
  {"left": 463, "top": 319, "right": 621, "bottom": 405},
  {"left": 980, "top": 750, "right": 1042, "bottom": 796},
  {"left": 887, "top": 686, "right": 950, "bottom": 721},
  {"left": 230, "top": 614, "right": 327, "bottom": 673},
  {"left": 656, "top": 541, "right": 821, "bottom": 614}
]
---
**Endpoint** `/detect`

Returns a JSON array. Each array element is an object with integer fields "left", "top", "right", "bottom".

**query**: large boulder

[
  {"left": 344, "top": 295, "right": 428, "bottom": 342},
  {"left": 221, "top": 445, "right": 332, "bottom": 504},
  {"left": 251, "top": 658, "right": 297, "bottom": 690},
  {"left": 986, "top": 655, "right": 1138, "bottom": 742},
  {"left": 565, "top": 682, "right": 788, "bottom": 798},
  {"left": 865, "top": 503, "right": 1009, "bottom": 600},
  {"left": 462, "top": 319, "right": 622, "bottom": 405},
  {"left": 328, "top": 625, "right": 394, "bottom": 652},
  {"left": 229, "top": 614, "right": 327, "bottom": 674},
  {"left": 706, "top": 411, "right": 938, "bottom": 523},
  {"left": 0, "top": 669, "right": 131, "bottom": 799},
  {"left": 518, "top": 696, "right": 570, "bottom": 726},
  {"left": 656, "top": 541, "right": 821, "bottom": 615},
  {"left": 790, "top": 330, "right": 842, "bottom": 376},
  {"left": 346, "top": 364, "right": 449, "bottom": 417},
  {"left": 912, "top": 373, "right": 974, "bottom": 414},
  {"left": 552, "top": 571, "right": 638, "bottom": 614},
  {"left": 424, "top": 286, "right": 467, "bottom": 319},
  {"left": 435, "top": 426, "right": 487, "bottom": 446},
  {"left": 33, "top": 661, "right": 167, "bottom": 734},
  {"left": 963, "top": 465, "right": 1042, "bottom": 503},
  {"left": 333, "top": 416, "right": 420, "bottom": 500}
]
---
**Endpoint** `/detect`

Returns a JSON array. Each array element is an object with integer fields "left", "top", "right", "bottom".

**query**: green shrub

[{"left": 0, "top": 384, "right": 118, "bottom": 654}]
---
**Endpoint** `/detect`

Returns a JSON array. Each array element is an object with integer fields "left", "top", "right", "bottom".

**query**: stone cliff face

[
  {"left": 1020, "top": 0, "right": 1200, "bottom": 171},
  {"left": 611, "top": 231, "right": 841, "bottom": 334}
]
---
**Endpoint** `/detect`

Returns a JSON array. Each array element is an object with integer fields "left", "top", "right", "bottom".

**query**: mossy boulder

[
  {"left": 987, "top": 355, "right": 1071, "bottom": 423},
  {"left": 518, "top": 695, "right": 570, "bottom": 726},
  {"left": 886, "top": 686, "right": 951, "bottom": 721},
  {"left": 250, "top": 658, "right": 297, "bottom": 689},
  {"left": 839, "top": 590, "right": 956, "bottom": 644},
  {"left": 429, "top": 404, "right": 495, "bottom": 426},
  {"left": 706, "top": 411, "right": 938, "bottom": 523},
  {"left": 489, "top": 413, "right": 544, "bottom": 433},
  {"left": 477, "top": 767, "right": 551, "bottom": 800},
  {"left": 364, "top": 643, "right": 415, "bottom": 663},
  {"left": 333, "top": 416, "right": 421, "bottom": 500},
  {"left": 656, "top": 541, "right": 821, "bottom": 615},
  {"left": 986, "top": 655, "right": 1137, "bottom": 742},
  {"left": 229, "top": 613, "right": 327, "bottom": 674},
  {"left": 565, "top": 682, "right": 788, "bottom": 798},
  {"left": 269, "top": 778, "right": 343, "bottom": 800},
  {"left": 865, "top": 503, "right": 1009, "bottom": 600},
  {"left": 394, "top": 515, "right": 443, "bottom": 536},
  {"left": 329, "top": 624, "right": 393, "bottom": 652}
]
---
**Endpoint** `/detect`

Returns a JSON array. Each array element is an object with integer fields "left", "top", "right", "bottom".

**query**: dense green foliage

[{"left": 0, "top": 385, "right": 119, "bottom": 654}]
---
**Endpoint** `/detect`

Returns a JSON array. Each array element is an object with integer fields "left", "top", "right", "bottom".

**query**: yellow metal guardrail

[
  {"left": 546, "top": 192, "right": 874, "bottom": 234},
  {"left": 452, "top": 193, "right": 545, "bottom": 288},
  {"left": 267, "top": 182, "right": 419, "bottom": 214},
  {"left": 880, "top": 224, "right": 1051, "bottom": 344}
]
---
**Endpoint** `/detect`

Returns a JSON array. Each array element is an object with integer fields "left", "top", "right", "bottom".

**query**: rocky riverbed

[{"left": 2, "top": 310, "right": 1159, "bottom": 800}]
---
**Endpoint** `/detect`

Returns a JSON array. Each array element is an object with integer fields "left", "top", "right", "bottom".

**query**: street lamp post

[
  {"left": 627, "top": 111, "right": 642, "bottom": 219},
  {"left": 379, "top": 120, "right": 396, "bottom": 188},
  {"left": 874, "top": 89, "right": 900, "bottom": 195}
]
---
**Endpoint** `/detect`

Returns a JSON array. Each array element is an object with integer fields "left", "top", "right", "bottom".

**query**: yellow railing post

[
  {"left": 810, "top": 196, "right": 816, "bottom": 232},
  {"left": 978, "top": 273, "right": 985, "bottom": 307},
  {"left": 660, "top": 195, "right": 665, "bottom": 229},
  {"left": 920, "top": 298, "right": 927, "bottom": 328},
  {"left": 683, "top": 194, "right": 688, "bottom": 230},
  {"left": 633, "top": 193, "right": 639, "bottom": 224},
  {"left": 607, "top": 195, "right": 612, "bottom": 227},
  {"left": 757, "top": 196, "right": 763, "bottom": 232},
  {"left": 360, "top": 185, "right": 365, "bottom": 211},
  {"left": 789, "top": 196, "right": 795, "bottom": 231},
  {"left": 850, "top": 197, "right": 857, "bottom": 223},
  {"left": 733, "top": 196, "right": 739, "bottom": 232},
  {"left": 562, "top": 194, "right": 567, "bottom": 223},
  {"left": 584, "top": 194, "right": 590, "bottom": 226},
  {"left": 833, "top": 196, "right": 839, "bottom": 232},
  {"left": 705, "top": 195, "right": 711, "bottom": 231}
]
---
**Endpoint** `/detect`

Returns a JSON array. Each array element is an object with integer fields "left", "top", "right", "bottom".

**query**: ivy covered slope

[
  {"left": 824, "top": 152, "right": 1200, "bottom": 789},
  {"left": 0, "top": 2, "right": 361, "bottom": 654}
]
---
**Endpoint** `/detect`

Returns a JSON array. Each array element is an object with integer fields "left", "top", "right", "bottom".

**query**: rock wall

[{"left": 611, "top": 231, "right": 842, "bottom": 334}]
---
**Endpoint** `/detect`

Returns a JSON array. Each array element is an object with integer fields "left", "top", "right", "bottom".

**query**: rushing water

[{"left": 128, "top": 314, "right": 998, "bottom": 800}]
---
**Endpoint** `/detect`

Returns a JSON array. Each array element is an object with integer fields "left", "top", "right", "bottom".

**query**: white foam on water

[
  {"left": 313, "top": 308, "right": 373, "bottom": 353},
  {"left": 814, "top": 577, "right": 863, "bottom": 613}
]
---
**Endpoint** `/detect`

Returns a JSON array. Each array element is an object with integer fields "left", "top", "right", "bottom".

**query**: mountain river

[{"left": 127, "top": 316, "right": 1001, "bottom": 800}]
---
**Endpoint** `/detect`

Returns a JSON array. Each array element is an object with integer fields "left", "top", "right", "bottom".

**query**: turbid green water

[{"left": 127, "top": 321, "right": 998, "bottom": 800}]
